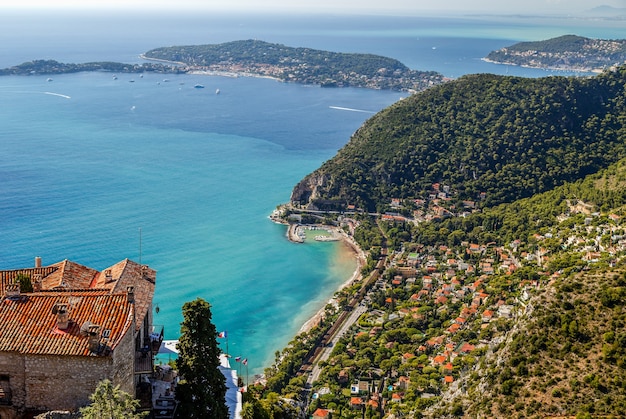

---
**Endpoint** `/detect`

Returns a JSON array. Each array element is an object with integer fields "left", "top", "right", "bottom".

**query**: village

[{"left": 301, "top": 183, "right": 626, "bottom": 418}]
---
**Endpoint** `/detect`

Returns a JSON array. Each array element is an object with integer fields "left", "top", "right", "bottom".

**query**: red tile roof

[
  {"left": 1, "top": 259, "right": 155, "bottom": 333},
  {"left": 0, "top": 291, "right": 133, "bottom": 356}
]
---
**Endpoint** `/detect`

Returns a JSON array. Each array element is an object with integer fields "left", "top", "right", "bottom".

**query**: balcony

[
  {"left": 135, "top": 324, "right": 165, "bottom": 374},
  {"left": 150, "top": 324, "right": 164, "bottom": 353}
]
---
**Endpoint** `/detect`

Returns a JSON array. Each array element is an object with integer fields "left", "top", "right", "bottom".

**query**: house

[
  {"left": 350, "top": 397, "right": 364, "bottom": 409},
  {"left": 432, "top": 355, "right": 447, "bottom": 365},
  {"left": 0, "top": 258, "right": 159, "bottom": 418},
  {"left": 390, "top": 393, "right": 403, "bottom": 403},
  {"left": 313, "top": 408, "right": 330, "bottom": 419},
  {"left": 482, "top": 310, "right": 495, "bottom": 323}
]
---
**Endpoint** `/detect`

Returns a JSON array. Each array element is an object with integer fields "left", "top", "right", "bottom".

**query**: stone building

[{"left": 0, "top": 258, "right": 160, "bottom": 419}]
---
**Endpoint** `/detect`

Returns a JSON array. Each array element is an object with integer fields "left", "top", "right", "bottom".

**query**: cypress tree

[{"left": 175, "top": 298, "right": 229, "bottom": 418}]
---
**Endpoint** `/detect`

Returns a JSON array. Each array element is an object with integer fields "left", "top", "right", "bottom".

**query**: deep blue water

[{"left": 0, "top": 11, "right": 622, "bottom": 375}]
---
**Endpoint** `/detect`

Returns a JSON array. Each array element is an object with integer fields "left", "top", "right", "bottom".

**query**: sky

[{"left": 0, "top": 0, "right": 624, "bottom": 15}]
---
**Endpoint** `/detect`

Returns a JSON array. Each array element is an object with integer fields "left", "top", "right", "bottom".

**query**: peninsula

[
  {"left": 0, "top": 40, "right": 446, "bottom": 94},
  {"left": 484, "top": 34, "right": 626, "bottom": 73},
  {"left": 142, "top": 39, "right": 446, "bottom": 92},
  {"left": 0, "top": 59, "right": 183, "bottom": 76}
]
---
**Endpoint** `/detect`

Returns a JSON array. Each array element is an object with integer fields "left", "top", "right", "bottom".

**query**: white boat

[{"left": 215, "top": 88, "right": 220, "bottom": 95}]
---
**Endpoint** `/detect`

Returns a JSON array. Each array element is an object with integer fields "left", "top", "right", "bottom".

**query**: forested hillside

[
  {"left": 290, "top": 67, "right": 626, "bottom": 212},
  {"left": 267, "top": 158, "right": 626, "bottom": 419},
  {"left": 485, "top": 34, "right": 626, "bottom": 72}
]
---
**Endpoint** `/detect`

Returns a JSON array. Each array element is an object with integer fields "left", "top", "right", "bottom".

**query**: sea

[{"left": 0, "top": 10, "right": 623, "bottom": 375}]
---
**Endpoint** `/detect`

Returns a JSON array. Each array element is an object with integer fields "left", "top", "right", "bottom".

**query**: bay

[{"left": 0, "top": 10, "right": 622, "bottom": 375}]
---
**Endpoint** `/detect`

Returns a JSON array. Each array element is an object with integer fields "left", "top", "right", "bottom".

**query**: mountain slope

[
  {"left": 485, "top": 34, "right": 626, "bottom": 72},
  {"left": 290, "top": 67, "right": 626, "bottom": 212}
]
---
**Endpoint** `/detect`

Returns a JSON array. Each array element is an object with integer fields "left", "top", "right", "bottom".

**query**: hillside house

[{"left": 0, "top": 258, "right": 160, "bottom": 418}]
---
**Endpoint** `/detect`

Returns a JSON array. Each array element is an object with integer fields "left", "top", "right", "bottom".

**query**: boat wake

[
  {"left": 329, "top": 106, "right": 374, "bottom": 114},
  {"left": 44, "top": 92, "right": 71, "bottom": 99}
]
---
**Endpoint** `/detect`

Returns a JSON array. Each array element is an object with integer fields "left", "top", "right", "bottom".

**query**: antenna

[{"left": 139, "top": 227, "right": 142, "bottom": 266}]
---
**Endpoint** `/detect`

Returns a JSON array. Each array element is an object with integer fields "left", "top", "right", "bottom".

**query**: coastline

[
  {"left": 297, "top": 227, "right": 366, "bottom": 334},
  {"left": 480, "top": 57, "right": 603, "bottom": 74}
]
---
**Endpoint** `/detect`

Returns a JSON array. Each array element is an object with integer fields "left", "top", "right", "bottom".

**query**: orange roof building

[{"left": 0, "top": 257, "right": 159, "bottom": 417}]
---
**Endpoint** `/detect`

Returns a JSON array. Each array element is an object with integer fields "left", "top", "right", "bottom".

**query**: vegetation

[
  {"left": 0, "top": 59, "right": 181, "bottom": 76},
  {"left": 258, "top": 152, "right": 626, "bottom": 418},
  {"left": 245, "top": 65, "right": 626, "bottom": 417},
  {"left": 485, "top": 35, "right": 626, "bottom": 72},
  {"left": 175, "top": 298, "right": 229, "bottom": 419},
  {"left": 79, "top": 379, "right": 147, "bottom": 419},
  {"left": 143, "top": 39, "right": 445, "bottom": 91},
  {"left": 14, "top": 273, "right": 33, "bottom": 293},
  {"left": 291, "top": 66, "right": 626, "bottom": 212}
]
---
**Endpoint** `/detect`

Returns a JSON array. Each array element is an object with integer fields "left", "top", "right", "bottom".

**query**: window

[{"left": 0, "top": 375, "right": 10, "bottom": 405}]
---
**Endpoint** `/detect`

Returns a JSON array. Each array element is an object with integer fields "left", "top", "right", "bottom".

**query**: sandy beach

[{"left": 297, "top": 227, "right": 366, "bottom": 334}]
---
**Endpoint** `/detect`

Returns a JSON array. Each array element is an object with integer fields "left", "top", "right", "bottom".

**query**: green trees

[
  {"left": 80, "top": 379, "right": 147, "bottom": 419},
  {"left": 292, "top": 66, "right": 626, "bottom": 212},
  {"left": 175, "top": 298, "right": 229, "bottom": 419},
  {"left": 14, "top": 273, "right": 33, "bottom": 293},
  {"left": 142, "top": 40, "right": 444, "bottom": 91}
]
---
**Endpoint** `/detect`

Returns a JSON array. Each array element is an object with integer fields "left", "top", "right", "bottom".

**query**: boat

[
  {"left": 46, "top": 78, "right": 53, "bottom": 82},
  {"left": 215, "top": 88, "right": 220, "bottom": 95},
  {"left": 194, "top": 84, "right": 205, "bottom": 89}
]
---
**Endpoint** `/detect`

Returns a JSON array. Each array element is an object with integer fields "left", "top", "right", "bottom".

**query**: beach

[{"left": 297, "top": 226, "right": 367, "bottom": 334}]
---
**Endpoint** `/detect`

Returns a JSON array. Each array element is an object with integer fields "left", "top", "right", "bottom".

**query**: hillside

[
  {"left": 267, "top": 157, "right": 626, "bottom": 419},
  {"left": 290, "top": 67, "right": 626, "bottom": 213},
  {"left": 260, "top": 142, "right": 626, "bottom": 419},
  {"left": 142, "top": 39, "right": 445, "bottom": 91},
  {"left": 485, "top": 34, "right": 626, "bottom": 73}
]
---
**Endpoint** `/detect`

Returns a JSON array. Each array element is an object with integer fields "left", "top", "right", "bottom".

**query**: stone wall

[
  {"left": 24, "top": 354, "right": 112, "bottom": 411},
  {"left": 111, "top": 326, "right": 136, "bottom": 396},
  {"left": 0, "top": 328, "right": 139, "bottom": 416},
  {"left": 0, "top": 353, "right": 25, "bottom": 413}
]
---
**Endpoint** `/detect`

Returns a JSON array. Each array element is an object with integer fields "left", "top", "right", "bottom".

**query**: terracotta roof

[
  {"left": 44, "top": 260, "right": 99, "bottom": 289},
  {"left": 313, "top": 408, "right": 329, "bottom": 418},
  {"left": 93, "top": 259, "right": 155, "bottom": 331},
  {"left": 0, "top": 291, "right": 133, "bottom": 356},
  {"left": 1, "top": 259, "right": 155, "bottom": 333},
  {"left": 0, "top": 266, "right": 58, "bottom": 294}
]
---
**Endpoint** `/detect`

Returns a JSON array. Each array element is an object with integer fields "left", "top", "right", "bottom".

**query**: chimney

[
  {"left": 87, "top": 325, "right": 101, "bottom": 353},
  {"left": 54, "top": 303, "right": 70, "bottom": 329},
  {"left": 34, "top": 256, "right": 42, "bottom": 268},
  {"left": 5, "top": 283, "right": 20, "bottom": 299},
  {"left": 127, "top": 286, "right": 135, "bottom": 304},
  {"left": 104, "top": 269, "right": 113, "bottom": 283},
  {"left": 33, "top": 274, "right": 43, "bottom": 292}
]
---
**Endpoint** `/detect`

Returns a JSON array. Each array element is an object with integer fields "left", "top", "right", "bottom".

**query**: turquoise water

[
  {"left": 0, "top": 11, "right": 622, "bottom": 375},
  {"left": 0, "top": 72, "right": 399, "bottom": 373}
]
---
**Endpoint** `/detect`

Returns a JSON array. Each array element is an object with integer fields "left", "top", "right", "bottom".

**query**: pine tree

[
  {"left": 175, "top": 298, "right": 229, "bottom": 418},
  {"left": 80, "top": 379, "right": 147, "bottom": 419}
]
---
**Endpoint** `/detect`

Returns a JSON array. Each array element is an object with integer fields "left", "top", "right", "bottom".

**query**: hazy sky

[{"left": 1, "top": 0, "right": 624, "bottom": 15}]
